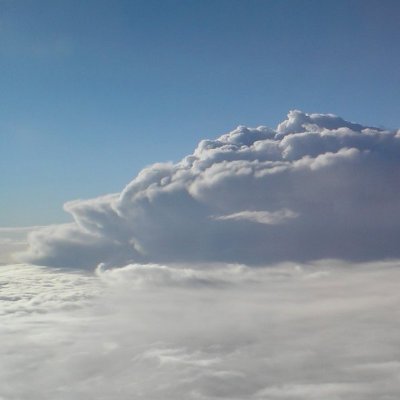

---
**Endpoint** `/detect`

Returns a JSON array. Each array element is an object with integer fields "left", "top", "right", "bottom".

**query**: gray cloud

[
  {"left": 2, "top": 260, "right": 400, "bottom": 399},
  {"left": 18, "top": 110, "right": 400, "bottom": 269}
]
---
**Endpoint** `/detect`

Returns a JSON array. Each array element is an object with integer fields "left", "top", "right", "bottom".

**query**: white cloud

[
  {"left": 17, "top": 110, "right": 400, "bottom": 268},
  {"left": 4, "top": 110, "right": 400, "bottom": 398},
  {"left": 0, "top": 226, "right": 46, "bottom": 265},
  {"left": 2, "top": 260, "right": 400, "bottom": 399},
  {"left": 213, "top": 209, "right": 298, "bottom": 225},
  {"left": 0, "top": 263, "right": 99, "bottom": 316}
]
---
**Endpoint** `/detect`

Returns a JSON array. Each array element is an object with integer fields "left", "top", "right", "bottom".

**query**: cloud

[
  {"left": 0, "top": 263, "right": 99, "bottom": 316},
  {"left": 213, "top": 209, "right": 298, "bottom": 225},
  {"left": 2, "top": 260, "right": 400, "bottom": 399},
  {"left": 18, "top": 110, "right": 400, "bottom": 269},
  {"left": 0, "top": 226, "right": 46, "bottom": 265}
]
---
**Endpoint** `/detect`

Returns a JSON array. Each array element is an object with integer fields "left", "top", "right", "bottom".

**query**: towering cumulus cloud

[{"left": 20, "top": 110, "right": 400, "bottom": 268}]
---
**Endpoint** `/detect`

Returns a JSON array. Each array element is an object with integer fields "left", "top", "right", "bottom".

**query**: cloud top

[
  {"left": 3, "top": 260, "right": 400, "bottom": 399},
  {"left": 19, "top": 110, "right": 400, "bottom": 269}
]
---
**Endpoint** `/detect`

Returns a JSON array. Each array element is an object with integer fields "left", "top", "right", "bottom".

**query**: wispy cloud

[
  {"left": 213, "top": 209, "right": 298, "bottom": 225},
  {"left": 0, "top": 225, "right": 48, "bottom": 233}
]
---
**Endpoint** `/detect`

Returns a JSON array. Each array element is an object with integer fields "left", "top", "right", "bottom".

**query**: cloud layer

[
  {"left": 2, "top": 260, "right": 400, "bottom": 399},
  {"left": 19, "top": 110, "right": 400, "bottom": 268}
]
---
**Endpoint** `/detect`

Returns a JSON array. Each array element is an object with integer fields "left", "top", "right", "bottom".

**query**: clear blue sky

[{"left": 1, "top": 0, "right": 399, "bottom": 226}]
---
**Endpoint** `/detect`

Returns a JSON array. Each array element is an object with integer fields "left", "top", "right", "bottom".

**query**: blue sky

[{"left": 1, "top": 0, "right": 399, "bottom": 226}]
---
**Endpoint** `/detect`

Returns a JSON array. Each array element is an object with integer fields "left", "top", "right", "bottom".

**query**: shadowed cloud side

[{"left": 18, "top": 110, "right": 400, "bottom": 269}]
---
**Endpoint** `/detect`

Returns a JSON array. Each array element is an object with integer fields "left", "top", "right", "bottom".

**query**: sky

[
  {"left": 2, "top": 2, "right": 400, "bottom": 399},
  {"left": 1, "top": 0, "right": 400, "bottom": 226}
]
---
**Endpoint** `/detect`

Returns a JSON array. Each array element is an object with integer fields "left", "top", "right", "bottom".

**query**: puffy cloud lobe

[{"left": 19, "top": 110, "right": 400, "bottom": 268}]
